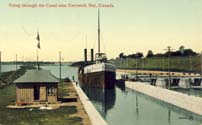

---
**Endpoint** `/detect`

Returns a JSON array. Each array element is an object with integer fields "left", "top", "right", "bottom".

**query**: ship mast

[{"left": 98, "top": 8, "right": 100, "bottom": 53}]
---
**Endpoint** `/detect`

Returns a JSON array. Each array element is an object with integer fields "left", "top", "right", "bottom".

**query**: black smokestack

[
  {"left": 84, "top": 49, "right": 87, "bottom": 63},
  {"left": 91, "top": 49, "right": 94, "bottom": 62}
]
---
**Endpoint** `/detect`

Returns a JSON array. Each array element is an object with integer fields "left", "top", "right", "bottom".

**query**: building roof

[{"left": 14, "top": 70, "right": 59, "bottom": 84}]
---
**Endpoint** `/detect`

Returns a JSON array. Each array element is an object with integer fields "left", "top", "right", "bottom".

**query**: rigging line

[
  {"left": 68, "top": 31, "right": 81, "bottom": 43},
  {"left": 21, "top": 25, "right": 35, "bottom": 37},
  {"left": 101, "top": 32, "right": 106, "bottom": 53},
  {"left": 98, "top": 8, "right": 100, "bottom": 53},
  {"left": 84, "top": 34, "right": 90, "bottom": 59},
  {"left": 92, "top": 33, "right": 97, "bottom": 51},
  {"left": 85, "top": 34, "right": 87, "bottom": 49}
]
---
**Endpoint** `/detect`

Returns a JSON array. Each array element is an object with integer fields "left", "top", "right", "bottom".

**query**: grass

[
  {"left": 0, "top": 106, "right": 82, "bottom": 125},
  {"left": 0, "top": 84, "right": 83, "bottom": 125},
  {"left": 115, "top": 55, "right": 202, "bottom": 73},
  {"left": 0, "top": 84, "right": 16, "bottom": 107},
  {"left": 58, "top": 83, "right": 70, "bottom": 98}
]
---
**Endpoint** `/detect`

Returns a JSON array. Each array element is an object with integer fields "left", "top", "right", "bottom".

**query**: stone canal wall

[
  {"left": 126, "top": 81, "right": 202, "bottom": 115},
  {"left": 72, "top": 82, "right": 107, "bottom": 125}
]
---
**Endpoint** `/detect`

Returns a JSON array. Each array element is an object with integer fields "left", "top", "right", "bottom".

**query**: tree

[
  {"left": 146, "top": 50, "right": 154, "bottom": 58},
  {"left": 183, "top": 49, "right": 198, "bottom": 56},
  {"left": 179, "top": 45, "right": 185, "bottom": 55},
  {"left": 154, "top": 53, "right": 164, "bottom": 57},
  {"left": 136, "top": 52, "right": 144, "bottom": 58},
  {"left": 128, "top": 52, "right": 143, "bottom": 59},
  {"left": 119, "top": 53, "right": 126, "bottom": 59}
]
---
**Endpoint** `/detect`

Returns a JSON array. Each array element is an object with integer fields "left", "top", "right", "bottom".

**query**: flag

[
  {"left": 36, "top": 32, "right": 40, "bottom": 49},
  {"left": 37, "top": 42, "right": 40, "bottom": 49}
]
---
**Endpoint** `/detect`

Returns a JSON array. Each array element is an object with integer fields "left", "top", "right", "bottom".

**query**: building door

[{"left": 34, "top": 85, "right": 40, "bottom": 100}]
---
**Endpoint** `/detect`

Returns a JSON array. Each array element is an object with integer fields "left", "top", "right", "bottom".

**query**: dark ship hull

[{"left": 78, "top": 70, "right": 116, "bottom": 89}]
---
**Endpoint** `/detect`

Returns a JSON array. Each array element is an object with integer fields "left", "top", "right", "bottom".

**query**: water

[
  {"left": 40, "top": 63, "right": 78, "bottom": 80},
  {"left": 1, "top": 64, "right": 21, "bottom": 72},
  {"left": 83, "top": 86, "right": 202, "bottom": 125},
  {"left": 1, "top": 64, "right": 202, "bottom": 125},
  {"left": 0, "top": 63, "right": 78, "bottom": 80}
]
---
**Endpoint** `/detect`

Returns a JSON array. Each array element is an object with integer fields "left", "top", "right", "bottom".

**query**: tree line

[{"left": 119, "top": 45, "right": 198, "bottom": 59}]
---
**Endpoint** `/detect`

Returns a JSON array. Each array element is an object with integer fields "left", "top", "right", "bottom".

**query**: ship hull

[{"left": 78, "top": 71, "right": 116, "bottom": 89}]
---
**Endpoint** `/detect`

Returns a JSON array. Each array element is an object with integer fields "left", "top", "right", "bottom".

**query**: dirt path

[{"left": 60, "top": 82, "right": 91, "bottom": 125}]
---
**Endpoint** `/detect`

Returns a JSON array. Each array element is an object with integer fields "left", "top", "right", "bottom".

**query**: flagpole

[
  {"left": 36, "top": 32, "right": 40, "bottom": 70},
  {"left": 37, "top": 47, "right": 39, "bottom": 70}
]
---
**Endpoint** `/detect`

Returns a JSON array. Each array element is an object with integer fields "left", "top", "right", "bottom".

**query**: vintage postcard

[{"left": 0, "top": 0, "right": 202, "bottom": 125}]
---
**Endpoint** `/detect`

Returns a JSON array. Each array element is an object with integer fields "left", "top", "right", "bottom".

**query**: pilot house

[{"left": 14, "top": 70, "right": 59, "bottom": 104}]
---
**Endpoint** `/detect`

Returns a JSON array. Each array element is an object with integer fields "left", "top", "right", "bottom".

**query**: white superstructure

[{"left": 84, "top": 63, "right": 116, "bottom": 74}]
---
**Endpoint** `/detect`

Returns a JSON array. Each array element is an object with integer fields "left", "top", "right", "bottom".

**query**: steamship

[{"left": 78, "top": 9, "right": 116, "bottom": 89}]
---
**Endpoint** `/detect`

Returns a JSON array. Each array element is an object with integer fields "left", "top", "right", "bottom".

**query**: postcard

[{"left": 0, "top": 0, "right": 202, "bottom": 125}]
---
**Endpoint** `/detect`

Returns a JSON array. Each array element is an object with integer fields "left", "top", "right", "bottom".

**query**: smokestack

[
  {"left": 91, "top": 49, "right": 94, "bottom": 62},
  {"left": 84, "top": 49, "right": 87, "bottom": 63}
]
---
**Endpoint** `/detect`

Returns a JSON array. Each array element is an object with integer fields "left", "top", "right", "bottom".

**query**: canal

[
  {"left": 1, "top": 64, "right": 202, "bottom": 125},
  {"left": 83, "top": 85, "right": 202, "bottom": 125}
]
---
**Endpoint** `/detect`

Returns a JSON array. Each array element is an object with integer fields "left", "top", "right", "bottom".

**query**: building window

[{"left": 47, "top": 86, "right": 55, "bottom": 96}]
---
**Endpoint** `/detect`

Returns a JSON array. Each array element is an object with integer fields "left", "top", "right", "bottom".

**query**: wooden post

[
  {"left": 16, "top": 54, "right": 18, "bottom": 71},
  {"left": 201, "top": 51, "right": 202, "bottom": 77},
  {"left": 164, "top": 46, "right": 174, "bottom": 89},
  {"left": 0, "top": 51, "right": 1, "bottom": 74},
  {"left": 59, "top": 51, "right": 61, "bottom": 82}
]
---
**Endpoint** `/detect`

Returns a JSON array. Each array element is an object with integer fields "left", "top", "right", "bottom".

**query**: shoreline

[{"left": 72, "top": 82, "right": 107, "bottom": 125}]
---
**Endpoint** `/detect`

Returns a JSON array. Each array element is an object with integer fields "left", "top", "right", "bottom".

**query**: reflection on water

[
  {"left": 136, "top": 95, "right": 139, "bottom": 120},
  {"left": 116, "top": 80, "right": 125, "bottom": 91},
  {"left": 82, "top": 81, "right": 202, "bottom": 125},
  {"left": 82, "top": 86, "right": 116, "bottom": 117},
  {"left": 168, "top": 108, "right": 171, "bottom": 124}
]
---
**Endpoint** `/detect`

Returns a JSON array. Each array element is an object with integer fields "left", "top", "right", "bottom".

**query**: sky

[{"left": 0, "top": 0, "right": 202, "bottom": 61}]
